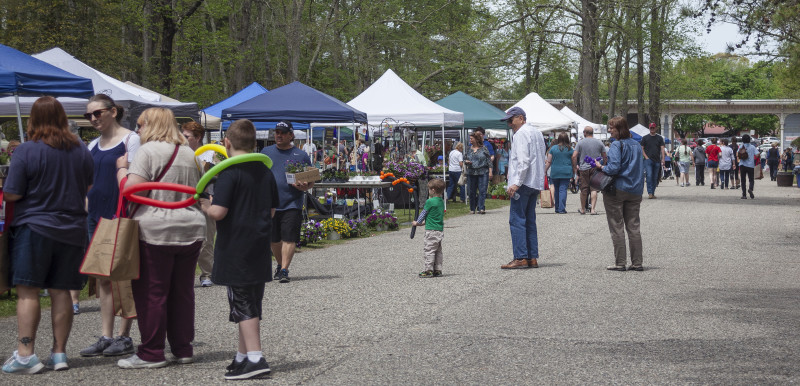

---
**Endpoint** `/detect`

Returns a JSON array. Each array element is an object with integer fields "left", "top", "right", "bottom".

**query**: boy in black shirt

[{"left": 200, "top": 119, "right": 279, "bottom": 380}]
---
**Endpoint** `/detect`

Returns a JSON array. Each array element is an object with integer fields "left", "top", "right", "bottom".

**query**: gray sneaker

[
  {"left": 103, "top": 336, "right": 134, "bottom": 357},
  {"left": 80, "top": 336, "right": 114, "bottom": 357}
]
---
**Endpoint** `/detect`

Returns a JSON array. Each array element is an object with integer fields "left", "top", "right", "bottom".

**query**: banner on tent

[{"left": 256, "top": 130, "right": 269, "bottom": 139}]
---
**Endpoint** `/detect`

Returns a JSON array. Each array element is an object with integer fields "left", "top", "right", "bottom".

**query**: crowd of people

[
  {"left": 1, "top": 96, "right": 305, "bottom": 380},
  {"left": 3, "top": 94, "right": 793, "bottom": 380}
]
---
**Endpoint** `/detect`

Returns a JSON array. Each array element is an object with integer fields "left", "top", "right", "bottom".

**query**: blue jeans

[
  {"left": 552, "top": 178, "right": 569, "bottom": 213},
  {"left": 509, "top": 185, "right": 539, "bottom": 260},
  {"left": 467, "top": 173, "right": 488, "bottom": 211},
  {"left": 447, "top": 171, "right": 465, "bottom": 202},
  {"left": 644, "top": 159, "right": 661, "bottom": 195}
]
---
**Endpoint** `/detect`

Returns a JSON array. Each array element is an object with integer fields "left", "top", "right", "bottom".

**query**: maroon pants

[{"left": 132, "top": 240, "right": 202, "bottom": 362}]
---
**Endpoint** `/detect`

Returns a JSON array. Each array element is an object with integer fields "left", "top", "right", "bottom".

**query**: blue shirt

[
  {"left": 547, "top": 145, "right": 574, "bottom": 179},
  {"left": 603, "top": 138, "right": 644, "bottom": 195},
  {"left": 483, "top": 140, "right": 495, "bottom": 156},
  {"left": 738, "top": 143, "right": 757, "bottom": 168},
  {"left": 4, "top": 140, "right": 93, "bottom": 246},
  {"left": 260, "top": 145, "right": 311, "bottom": 211}
]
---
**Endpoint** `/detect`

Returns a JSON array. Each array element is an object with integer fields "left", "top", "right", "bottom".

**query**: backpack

[{"left": 737, "top": 146, "right": 749, "bottom": 161}]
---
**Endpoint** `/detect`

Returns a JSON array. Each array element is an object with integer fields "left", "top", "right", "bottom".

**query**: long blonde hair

[{"left": 137, "top": 108, "right": 187, "bottom": 145}]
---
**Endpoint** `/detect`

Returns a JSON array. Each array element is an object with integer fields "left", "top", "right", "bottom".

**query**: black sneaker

[
  {"left": 279, "top": 269, "right": 290, "bottom": 283},
  {"left": 224, "top": 358, "right": 271, "bottom": 380},
  {"left": 226, "top": 357, "right": 244, "bottom": 371},
  {"left": 433, "top": 270, "right": 443, "bottom": 277},
  {"left": 273, "top": 265, "right": 282, "bottom": 281}
]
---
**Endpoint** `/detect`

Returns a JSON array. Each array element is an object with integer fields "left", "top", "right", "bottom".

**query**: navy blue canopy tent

[
  {"left": 0, "top": 44, "right": 94, "bottom": 141},
  {"left": 201, "top": 82, "right": 309, "bottom": 132},
  {"left": 221, "top": 81, "right": 367, "bottom": 124}
]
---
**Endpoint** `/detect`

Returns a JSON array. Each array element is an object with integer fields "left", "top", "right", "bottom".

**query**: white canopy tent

[
  {"left": 348, "top": 69, "right": 463, "bottom": 201},
  {"left": 25, "top": 47, "right": 198, "bottom": 129},
  {"left": 630, "top": 124, "right": 649, "bottom": 137},
  {"left": 507, "top": 92, "right": 573, "bottom": 132},
  {"left": 348, "top": 69, "right": 463, "bottom": 127},
  {"left": 559, "top": 106, "right": 608, "bottom": 140}
]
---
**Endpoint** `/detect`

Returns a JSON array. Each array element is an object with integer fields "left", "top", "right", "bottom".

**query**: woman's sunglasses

[{"left": 83, "top": 108, "right": 111, "bottom": 120}]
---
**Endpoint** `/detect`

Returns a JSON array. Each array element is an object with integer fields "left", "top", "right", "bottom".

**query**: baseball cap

[
  {"left": 274, "top": 120, "right": 293, "bottom": 132},
  {"left": 501, "top": 106, "right": 526, "bottom": 121},
  {"left": 649, "top": 123, "right": 656, "bottom": 128}
]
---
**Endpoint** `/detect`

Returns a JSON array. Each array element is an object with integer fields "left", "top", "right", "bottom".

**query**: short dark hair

[
  {"left": 428, "top": 178, "right": 446, "bottom": 194},
  {"left": 742, "top": 134, "right": 751, "bottom": 143},
  {"left": 607, "top": 116, "right": 630, "bottom": 139},
  {"left": 226, "top": 119, "right": 256, "bottom": 151}
]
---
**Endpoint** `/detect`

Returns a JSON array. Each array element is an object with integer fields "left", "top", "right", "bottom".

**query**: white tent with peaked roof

[
  {"left": 348, "top": 69, "right": 463, "bottom": 127},
  {"left": 507, "top": 93, "right": 573, "bottom": 132},
  {"left": 559, "top": 106, "right": 608, "bottom": 140}
]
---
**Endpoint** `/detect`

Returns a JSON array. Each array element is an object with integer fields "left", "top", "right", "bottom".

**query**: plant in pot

[
  {"left": 366, "top": 208, "right": 398, "bottom": 231},
  {"left": 491, "top": 183, "right": 507, "bottom": 199},
  {"left": 321, "top": 218, "right": 351, "bottom": 240},
  {"left": 298, "top": 220, "right": 325, "bottom": 246}
]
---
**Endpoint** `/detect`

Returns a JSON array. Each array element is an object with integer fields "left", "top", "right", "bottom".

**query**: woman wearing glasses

[{"left": 78, "top": 94, "right": 141, "bottom": 359}]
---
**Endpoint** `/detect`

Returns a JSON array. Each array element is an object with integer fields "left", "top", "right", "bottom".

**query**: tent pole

[
  {"left": 441, "top": 123, "right": 446, "bottom": 211},
  {"left": 14, "top": 92, "right": 25, "bottom": 143}
]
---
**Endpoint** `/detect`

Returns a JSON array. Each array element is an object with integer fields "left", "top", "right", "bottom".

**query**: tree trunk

[
  {"left": 648, "top": 1, "right": 665, "bottom": 133},
  {"left": 286, "top": 0, "right": 306, "bottom": 82},
  {"left": 634, "top": 7, "right": 646, "bottom": 126},
  {"left": 577, "top": 0, "right": 601, "bottom": 122}
]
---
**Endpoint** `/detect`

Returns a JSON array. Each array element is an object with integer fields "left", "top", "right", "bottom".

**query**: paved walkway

[{"left": 2, "top": 174, "right": 799, "bottom": 384}]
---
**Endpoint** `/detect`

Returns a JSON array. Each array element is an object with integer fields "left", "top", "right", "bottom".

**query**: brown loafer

[
  {"left": 501, "top": 259, "right": 529, "bottom": 269},
  {"left": 527, "top": 258, "right": 538, "bottom": 268}
]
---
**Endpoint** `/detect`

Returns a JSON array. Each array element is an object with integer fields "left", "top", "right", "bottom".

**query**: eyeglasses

[{"left": 83, "top": 108, "right": 111, "bottom": 120}]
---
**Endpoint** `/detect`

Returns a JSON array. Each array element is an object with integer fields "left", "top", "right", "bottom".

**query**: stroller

[{"left": 662, "top": 155, "right": 674, "bottom": 180}]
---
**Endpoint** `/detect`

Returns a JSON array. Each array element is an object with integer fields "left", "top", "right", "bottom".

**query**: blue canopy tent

[
  {"left": 0, "top": 44, "right": 94, "bottom": 141},
  {"left": 221, "top": 81, "right": 367, "bottom": 124},
  {"left": 201, "top": 82, "right": 310, "bottom": 134}
]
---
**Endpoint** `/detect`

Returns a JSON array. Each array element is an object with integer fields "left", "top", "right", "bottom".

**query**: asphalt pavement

[{"left": 2, "top": 171, "right": 799, "bottom": 384}]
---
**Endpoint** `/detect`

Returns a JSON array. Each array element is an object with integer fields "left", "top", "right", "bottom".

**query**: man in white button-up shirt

[{"left": 502, "top": 107, "right": 546, "bottom": 269}]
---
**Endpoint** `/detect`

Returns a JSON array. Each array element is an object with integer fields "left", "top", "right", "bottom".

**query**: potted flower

[
  {"left": 298, "top": 220, "right": 325, "bottom": 246},
  {"left": 347, "top": 218, "right": 368, "bottom": 237},
  {"left": 383, "top": 160, "right": 428, "bottom": 182},
  {"left": 366, "top": 208, "right": 398, "bottom": 231},
  {"left": 321, "top": 218, "right": 351, "bottom": 240}
]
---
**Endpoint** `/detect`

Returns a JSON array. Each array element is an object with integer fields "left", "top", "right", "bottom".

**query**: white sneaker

[
  {"left": 117, "top": 354, "right": 168, "bottom": 369},
  {"left": 200, "top": 279, "right": 213, "bottom": 287}
]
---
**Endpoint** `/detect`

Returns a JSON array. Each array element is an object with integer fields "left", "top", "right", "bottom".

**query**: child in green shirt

[{"left": 412, "top": 178, "right": 446, "bottom": 278}]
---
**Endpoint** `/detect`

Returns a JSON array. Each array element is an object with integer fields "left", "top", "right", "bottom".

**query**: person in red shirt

[{"left": 705, "top": 137, "right": 722, "bottom": 189}]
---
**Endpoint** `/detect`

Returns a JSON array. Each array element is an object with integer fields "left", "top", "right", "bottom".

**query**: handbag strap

[
  {"left": 127, "top": 144, "right": 180, "bottom": 217},
  {"left": 115, "top": 176, "right": 129, "bottom": 219}
]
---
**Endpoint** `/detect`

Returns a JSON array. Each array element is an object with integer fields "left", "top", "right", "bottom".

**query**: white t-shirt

[
  {"left": 88, "top": 132, "right": 141, "bottom": 162},
  {"left": 303, "top": 142, "right": 317, "bottom": 158},
  {"left": 448, "top": 149, "right": 463, "bottom": 172}
]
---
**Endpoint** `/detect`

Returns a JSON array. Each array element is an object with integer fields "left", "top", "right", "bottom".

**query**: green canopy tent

[{"left": 436, "top": 91, "right": 507, "bottom": 129}]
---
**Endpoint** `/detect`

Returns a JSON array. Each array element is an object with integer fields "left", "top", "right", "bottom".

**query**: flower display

[
  {"left": 365, "top": 208, "right": 398, "bottom": 229},
  {"left": 382, "top": 160, "right": 428, "bottom": 180},
  {"left": 347, "top": 218, "right": 369, "bottom": 237},
  {"left": 285, "top": 159, "right": 306, "bottom": 173},
  {"left": 321, "top": 218, "right": 352, "bottom": 238},
  {"left": 299, "top": 220, "right": 326, "bottom": 246}
]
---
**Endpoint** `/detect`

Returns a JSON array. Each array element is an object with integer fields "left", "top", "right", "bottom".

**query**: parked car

[
  {"left": 761, "top": 137, "right": 779, "bottom": 144},
  {"left": 758, "top": 144, "right": 772, "bottom": 154}
]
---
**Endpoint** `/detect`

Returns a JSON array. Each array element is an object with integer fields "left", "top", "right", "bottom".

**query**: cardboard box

[{"left": 286, "top": 167, "right": 321, "bottom": 184}]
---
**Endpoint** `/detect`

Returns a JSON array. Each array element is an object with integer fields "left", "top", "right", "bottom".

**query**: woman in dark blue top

[{"left": 79, "top": 94, "right": 141, "bottom": 358}]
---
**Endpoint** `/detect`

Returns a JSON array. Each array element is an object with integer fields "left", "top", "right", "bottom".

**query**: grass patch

[{"left": 0, "top": 285, "right": 91, "bottom": 319}]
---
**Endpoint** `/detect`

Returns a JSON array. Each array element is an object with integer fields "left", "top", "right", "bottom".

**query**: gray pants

[
  {"left": 423, "top": 230, "right": 444, "bottom": 271},
  {"left": 198, "top": 214, "right": 216, "bottom": 281},
  {"left": 602, "top": 190, "right": 643, "bottom": 267}
]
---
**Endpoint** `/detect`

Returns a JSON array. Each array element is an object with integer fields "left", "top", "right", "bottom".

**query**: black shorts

[
  {"left": 227, "top": 284, "right": 265, "bottom": 323},
  {"left": 271, "top": 209, "right": 302, "bottom": 243}
]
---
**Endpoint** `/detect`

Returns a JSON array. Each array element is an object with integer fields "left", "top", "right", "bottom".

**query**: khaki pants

[
  {"left": 602, "top": 190, "right": 643, "bottom": 267},
  {"left": 197, "top": 215, "right": 216, "bottom": 281},
  {"left": 423, "top": 230, "right": 444, "bottom": 272},
  {"left": 578, "top": 169, "right": 597, "bottom": 209}
]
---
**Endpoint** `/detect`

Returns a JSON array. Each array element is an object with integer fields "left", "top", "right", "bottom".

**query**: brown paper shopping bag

[
  {"left": 112, "top": 280, "right": 137, "bottom": 319},
  {"left": 80, "top": 179, "right": 140, "bottom": 281}
]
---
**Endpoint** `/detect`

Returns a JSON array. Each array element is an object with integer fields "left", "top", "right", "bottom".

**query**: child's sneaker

[
  {"left": 45, "top": 352, "right": 69, "bottom": 371},
  {"left": 418, "top": 270, "right": 434, "bottom": 278},
  {"left": 2, "top": 351, "right": 45, "bottom": 374},
  {"left": 433, "top": 270, "right": 443, "bottom": 277}
]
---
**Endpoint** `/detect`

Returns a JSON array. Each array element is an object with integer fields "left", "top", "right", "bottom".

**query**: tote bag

[{"left": 80, "top": 179, "right": 140, "bottom": 281}]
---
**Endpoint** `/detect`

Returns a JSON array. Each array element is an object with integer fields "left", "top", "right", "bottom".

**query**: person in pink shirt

[{"left": 705, "top": 137, "right": 722, "bottom": 189}]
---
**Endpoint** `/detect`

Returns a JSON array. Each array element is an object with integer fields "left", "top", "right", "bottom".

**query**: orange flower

[{"left": 408, "top": 188, "right": 414, "bottom": 193}]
